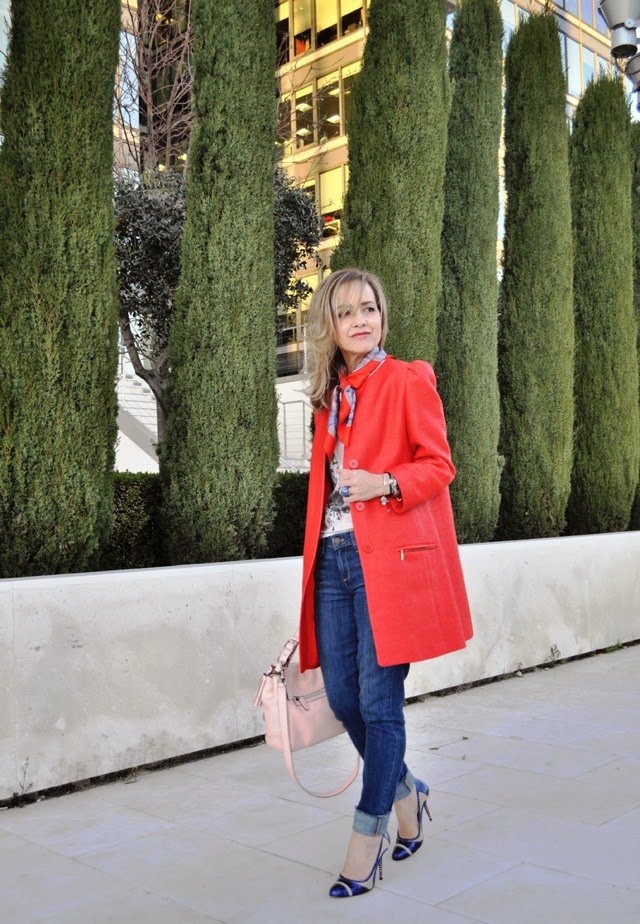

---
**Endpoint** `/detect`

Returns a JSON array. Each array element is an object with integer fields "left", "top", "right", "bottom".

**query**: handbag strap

[{"left": 276, "top": 676, "right": 360, "bottom": 798}]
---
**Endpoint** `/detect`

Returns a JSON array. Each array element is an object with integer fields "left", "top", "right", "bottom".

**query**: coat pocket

[{"left": 398, "top": 543, "right": 437, "bottom": 561}]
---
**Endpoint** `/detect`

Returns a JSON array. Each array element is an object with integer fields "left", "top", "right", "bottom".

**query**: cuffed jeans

[{"left": 314, "top": 531, "right": 416, "bottom": 836}]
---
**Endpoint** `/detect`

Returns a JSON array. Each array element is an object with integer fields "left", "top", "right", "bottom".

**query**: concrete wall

[{"left": 2, "top": 532, "right": 640, "bottom": 801}]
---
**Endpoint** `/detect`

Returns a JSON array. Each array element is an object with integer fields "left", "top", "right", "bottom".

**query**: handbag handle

[{"left": 276, "top": 680, "right": 360, "bottom": 798}]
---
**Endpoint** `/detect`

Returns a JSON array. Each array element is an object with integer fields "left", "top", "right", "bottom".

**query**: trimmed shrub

[
  {"left": 631, "top": 121, "right": 640, "bottom": 532},
  {"left": 0, "top": 1, "right": 120, "bottom": 577},
  {"left": 331, "top": 0, "right": 450, "bottom": 362},
  {"left": 100, "top": 474, "right": 166, "bottom": 571},
  {"left": 498, "top": 12, "right": 574, "bottom": 539},
  {"left": 438, "top": 0, "right": 503, "bottom": 543},
  {"left": 566, "top": 77, "right": 640, "bottom": 534},
  {"left": 103, "top": 471, "right": 308, "bottom": 568},
  {"left": 161, "top": 0, "right": 279, "bottom": 563}
]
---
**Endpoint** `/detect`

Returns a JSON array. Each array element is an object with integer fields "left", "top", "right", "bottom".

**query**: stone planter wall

[{"left": 1, "top": 532, "right": 639, "bottom": 800}]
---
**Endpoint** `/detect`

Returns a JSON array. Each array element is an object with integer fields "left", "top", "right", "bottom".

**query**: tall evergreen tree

[
  {"left": 331, "top": 0, "right": 450, "bottom": 361},
  {"left": 630, "top": 121, "right": 640, "bottom": 532},
  {"left": 498, "top": 11, "right": 574, "bottom": 539},
  {"left": 566, "top": 77, "right": 639, "bottom": 534},
  {"left": 161, "top": 0, "right": 278, "bottom": 563},
  {"left": 438, "top": 0, "right": 503, "bottom": 543},
  {"left": 0, "top": 0, "right": 120, "bottom": 577}
]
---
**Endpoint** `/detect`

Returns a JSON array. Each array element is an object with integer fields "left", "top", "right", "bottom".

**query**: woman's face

[{"left": 334, "top": 282, "right": 382, "bottom": 373}]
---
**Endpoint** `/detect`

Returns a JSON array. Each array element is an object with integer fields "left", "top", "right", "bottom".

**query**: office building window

[
  {"left": 295, "top": 86, "right": 314, "bottom": 148},
  {"left": 566, "top": 35, "right": 581, "bottom": 96},
  {"left": 597, "top": 54, "right": 609, "bottom": 77},
  {"left": 0, "top": 0, "right": 9, "bottom": 84},
  {"left": 517, "top": 6, "right": 530, "bottom": 25},
  {"left": 580, "top": 0, "right": 593, "bottom": 26},
  {"left": 294, "top": 0, "right": 312, "bottom": 56},
  {"left": 341, "top": 0, "right": 363, "bottom": 34},
  {"left": 317, "top": 71, "right": 341, "bottom": 142},
  {"left": 316, "top": 0, "right": 338, "bottom": 47},
  {"left": 320, "top": 166, "right": 343, "bottom": 237},
  {"left": 276, "top": 2, "right": 290, "bottom": 66},
  {"left": 342, "top": 61, "right": 361, "bottom": 130},
  {"left": 596, "top": 6, "right": 608, "bottom": 33},
  {"left": 276, "top": 93, "right": 292, "bottom": 157},
  {"left": 582, "top": 47, "right": 595, "bottom": 89},
  {"left": 565, "top": 0, "right": 579, "bottom": 16}
]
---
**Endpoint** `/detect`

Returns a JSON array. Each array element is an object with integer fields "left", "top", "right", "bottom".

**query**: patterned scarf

[{"left": 324, "top": 347, "right": 387, "bottom": 459}]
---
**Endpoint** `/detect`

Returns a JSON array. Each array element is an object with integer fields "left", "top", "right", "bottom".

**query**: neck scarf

[{"left": 324, "top": 347, "right": 387, "bottom": 459}]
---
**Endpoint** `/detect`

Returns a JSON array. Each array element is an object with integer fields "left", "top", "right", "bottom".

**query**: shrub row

[{"left": 101, "top": 470, "right": 309, "bottom": 570}]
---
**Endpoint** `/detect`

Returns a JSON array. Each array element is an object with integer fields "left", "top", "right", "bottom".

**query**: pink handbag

[{"left": 253, "top": 635, "right": 359, "bottom": 797}]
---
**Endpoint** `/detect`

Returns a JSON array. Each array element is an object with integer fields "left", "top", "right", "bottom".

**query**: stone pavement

[{"left": 1, "top": 645, "right": 639, "bottom": 923}]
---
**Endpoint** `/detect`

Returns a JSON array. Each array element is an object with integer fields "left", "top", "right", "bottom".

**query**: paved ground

[{"left": 2, "top": 645, "right": 639, "bottom": 923}]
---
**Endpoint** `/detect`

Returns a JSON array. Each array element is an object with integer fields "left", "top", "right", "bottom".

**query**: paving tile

[
  {"left": 0, "top": 833, "right": 157, "bottom": 923},
  {"left": 382, "top": 836, "right": 518, "bottom": 906},
  {"left": 94, "top": 766, "right": 217, "bottom": 806},
  {"left": 46, "top": 888, "right": 223, "bottom": 924},
  {"left": 439, "top": 806, "right": 640, "bottom": 889},
  {"left": 402, "top": 748, "right": 483, "bottom": 784},
  {"left": 436, "top": 764, "right": 640, "bottom": 825},
  {"left": 575, "top": 757, "right": 640, "bottom": 796},
  {"left": 435, "top": 732, "right": 612, "bottom": 778},
  {"left": 601, "top": 804, "right": 640, "bottom": 837},
  {"left": 536, "top": 701, "right": 640, "bottom": 733},
  {"left": 483, "top": 715, "right": 640, "bottom": 759},
  {"left": 440, "top": 862, "right": 640, "bottom": 924},
  {"left": 0, "top": 789, "right": 175, "bottom": 857}
]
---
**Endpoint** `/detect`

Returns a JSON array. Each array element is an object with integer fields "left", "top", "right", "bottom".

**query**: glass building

[{"left": 275, "top": 0, "right": 622, "bottom": 377}]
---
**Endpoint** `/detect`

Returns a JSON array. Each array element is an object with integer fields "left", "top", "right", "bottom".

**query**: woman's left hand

[{"left": 337, "top": 468, "right": 386, "bottom": 503}]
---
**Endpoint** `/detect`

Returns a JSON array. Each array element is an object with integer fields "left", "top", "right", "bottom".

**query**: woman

[{"left": 298, "top": 267, "right": 473, "bottom": 898}]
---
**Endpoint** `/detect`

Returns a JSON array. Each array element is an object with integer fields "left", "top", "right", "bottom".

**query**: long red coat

[{"left": 298, "top": 357, "right": 473, "bottom": 672}]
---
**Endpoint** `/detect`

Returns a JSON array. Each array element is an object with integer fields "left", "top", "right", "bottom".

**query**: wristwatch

[{"left": 387, "top": 472, "right": 401, "bottom": 498}]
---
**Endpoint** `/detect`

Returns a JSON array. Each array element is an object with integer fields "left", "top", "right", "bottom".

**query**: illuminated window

[
  {"left": 318, "top": 71, "right": 341, "bottom": 142},
  {"left": 342, "top": 61, "right": 361, "bottom": 130},
  {"left": 275, "top": 2, "right": 290, "bottom": 67},
  {"left": 316, "top": 0, "right": 338, "bottom": 48},
  {"left": 294, "top": 0, "right": 312, "bottom": 55},
  {"left": 319, "top": 167, "right": 343, "bottom": 237},
  {"left": 295, "top": 86, "right": 314, "bottom": 148},
  {"left": 341, "top": 0, "right": 363, "bottom": 35},
  {"left": 277, "top": 93, "right": 292, "bottom": 157}
]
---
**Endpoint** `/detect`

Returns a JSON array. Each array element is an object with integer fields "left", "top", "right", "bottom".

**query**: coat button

[
  {"left": 348, "top": 459, "right": 358, "bottom": 469},
  {"left": 355, "top": 502, "right": 365, "bottom": 511},
  {"left": 362, "top": 543, "right": 374, "bottom": 553}
]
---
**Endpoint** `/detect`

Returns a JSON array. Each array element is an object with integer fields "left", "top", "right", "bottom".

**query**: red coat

[{"left": 298, "top": 357, "right": 473, "bottom": 671}]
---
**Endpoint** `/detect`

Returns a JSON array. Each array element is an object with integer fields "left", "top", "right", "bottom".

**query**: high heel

[
  {"left": 392, "top": 779, "right": 432, "bottom": 861},
  {"left": 329, "top": 832, "right": 390, "bottom": 898}
]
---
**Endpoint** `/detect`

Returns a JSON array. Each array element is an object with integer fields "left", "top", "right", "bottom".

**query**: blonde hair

[{"left": 304, "top": 267, "right": 388, "bottom": 410}]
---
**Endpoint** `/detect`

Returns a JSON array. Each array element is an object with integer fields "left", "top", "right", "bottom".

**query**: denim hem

[
  {"left": 394, "top": 768, "right": 416, "bottom": 803},
  {"left": 353, "top": 808, "right": 390, "bottom": 836}
]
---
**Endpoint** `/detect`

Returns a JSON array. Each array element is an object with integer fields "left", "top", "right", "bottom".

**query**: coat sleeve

[{"left": 388, "top": 361, "right": 456, "bottom": 513}]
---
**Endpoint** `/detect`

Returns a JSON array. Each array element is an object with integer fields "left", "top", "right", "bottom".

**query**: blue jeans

[{"left": 314, "top": 531, "right": 416, "bottom": 836}]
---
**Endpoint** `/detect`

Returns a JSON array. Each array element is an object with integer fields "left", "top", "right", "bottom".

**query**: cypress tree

[
  {"left": 331, "top": 0, "right": 450, "bottom": 361},
  {"left": 498, "top": 11, "right": 574, "bottom": 539},
  {"left": 0, "top": 0, "right": 120, "bottom": 577},
  {"left": 630, "top": 121, "right": 640, "bottom": 531},
  {"left": 566, "top": 77, "right": 639, "bottom": 534},
  {"left": 161, "top": 0, "right": 278, "bottom": 563},
  {"left": 438, "top": 0, "right": 503, "bottom": 543}
]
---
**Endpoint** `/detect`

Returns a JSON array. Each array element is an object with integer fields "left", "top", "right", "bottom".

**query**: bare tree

[{"left": 115, "top": 0, "right": 193, "bottom": 173}]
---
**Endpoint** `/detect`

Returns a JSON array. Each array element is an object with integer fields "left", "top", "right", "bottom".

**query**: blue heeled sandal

[
  {"left": 329, "top": 832, "right": 390, "bottom": 898},
  {"left": 392, "top": 779, "right": 432, "bottom": 861}
]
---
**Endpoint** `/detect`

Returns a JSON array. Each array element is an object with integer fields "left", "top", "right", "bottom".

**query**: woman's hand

[{"left": 337, "top": 468, "right": 388, "bottom": 503}]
